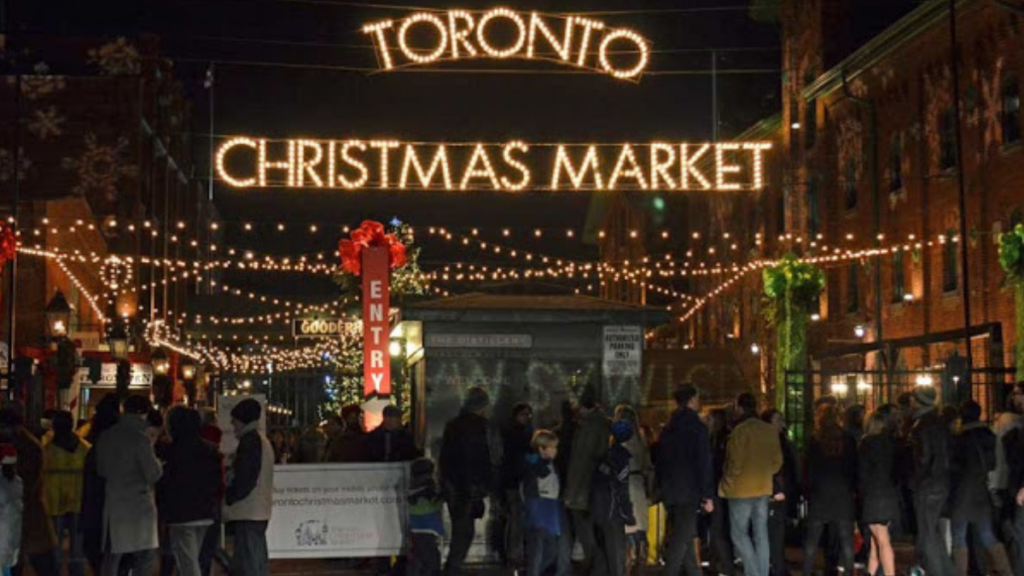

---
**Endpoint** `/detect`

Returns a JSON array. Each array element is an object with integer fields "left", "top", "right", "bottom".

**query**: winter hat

[
  {"left": 913, "top": 385, "right": 937, "bottom": 408},
  {"left": 611, "top": 419, "right": 633, "bottom": 443},
  {"left": 231, "top": 398, "right": 262, "bottom": 425},
  {"left": 0, "top": 443, "right": 16, "bottom": 465},
  {"left": 463, "top": 386, "right": 490, "bottom": 413}
]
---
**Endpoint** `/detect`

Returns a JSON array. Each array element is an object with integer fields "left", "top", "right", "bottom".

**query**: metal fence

[{"left": 783, "top": 367, "right": 1016, "bottom": 448}]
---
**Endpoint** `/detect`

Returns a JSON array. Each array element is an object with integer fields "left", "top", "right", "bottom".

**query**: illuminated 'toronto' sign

[
  {"left": 362, "top": 8, "right": 650, "bottom": 80},
  {"left": 216, "top": 138, "right": 771, "bottom": 192}
]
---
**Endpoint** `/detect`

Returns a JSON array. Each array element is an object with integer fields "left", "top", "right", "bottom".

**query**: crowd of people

[
  {"left": 0, "top": 396, "right": 273, "bottom": 576},
  {"left": 4, "top": 380, "right": 1024, "bottom": 576}
]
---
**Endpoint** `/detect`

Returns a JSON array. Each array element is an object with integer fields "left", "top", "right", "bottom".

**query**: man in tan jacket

[{"left": 719, "top": 392, "right": 782, "bottom": 576}]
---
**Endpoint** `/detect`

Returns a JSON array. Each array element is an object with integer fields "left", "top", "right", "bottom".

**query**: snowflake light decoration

[
  {"left": 87, "top": 38, "right": 141, "bottom": 76},
  {"left": 0, "top": 147, "right": 32, "bottom": 183},
  {"left": 27, "top": 107, "right": 65, "bottom": 140},
  {"left": 61, "top": 134, "right": 138, "bottom": 204}
]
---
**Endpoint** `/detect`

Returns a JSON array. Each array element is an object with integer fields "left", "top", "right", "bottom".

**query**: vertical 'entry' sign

[{"left": 362, "top": 246, "right": 391, "bottom": 397}]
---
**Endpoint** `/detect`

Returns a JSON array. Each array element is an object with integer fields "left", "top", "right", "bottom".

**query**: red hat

[{"left": 0, "top": 443, "right": 16, "bottom": 465}]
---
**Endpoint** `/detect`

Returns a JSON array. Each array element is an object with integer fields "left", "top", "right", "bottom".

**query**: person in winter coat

[
  {"left": 762, "top": 409, "right": 799, "bottom": 576},
  {"left": 324, "top": 405, "right": 368, "bottom": 462},
  {"left": 1, "top": 442, "right": 23, "bottom": 576},
  {"left": 801, "top": 405, "right": 857, "bottom": 576},
  {"left": 859, "top": 406, "right": 900, "bottom": 576},
  {"left": 407, "top": 458, "right": 444, "bottom": 576},
  {"left": 553, "top": 400, "right": 577, "bottom": 490},
  {"left": 908, "top": 385, "right": 958, "bottom": 576},
  {"left": 522, "top": 430, "right": 570, "bottom": 576},
  {"left": 366, "top": 405, "right": 418, "bottom": 463},
  {"left": 657, "top": 385, "right": 715, "bottom": 576},
  {"left": 565, "top": 394, "right": 612, "bottom": 574},
  {"left": 719, "top": 393, "right": 781, "bottom": 576},
  {"left": 705, "top": 407, "right": 734, "bottom": 576},
  {"left": 590, "top": 419, "right": 635, "bottom": 576},
  {"left": 42, "top": 411, "right": 89, "bottom": 576},
  {"left": 96, "top": 395, "right": 162, "bottom": 576},
  {"left": 615, "top": 404, "right": 654, "bottom": 574},
  {"left": 950, "top": 401, "right": 1012, "bottom": 576},
  {"left": 439, "top": 387, "right": 492, "bottom": 576},
  {"left": 0, "top": 406, "right": 58, "bottom": 576},
  {"left": 81, "top": 396, "right": 119, "bottom": 575},
  {"left": 224, "top": 398, "right": 275, "bottom": 576},
  {"left": 500, "top": 402, "right": 534, "bottom": 569},
  {"left": 157, "top": 407, "right": 224, "bottom": 576}
]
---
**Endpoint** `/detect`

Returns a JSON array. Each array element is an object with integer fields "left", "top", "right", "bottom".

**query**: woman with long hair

[
  {"left": 859, "top": 405, "right": 900, "bottom": 576},
  {"left": 81, "top": 395, "right": 121, "bottom": 575},
  {"left": 802, "top": 404, "right": 857, "bottom": 576},
  {"left": 615, "top": 405, "right": 654, "bottom": 575}
]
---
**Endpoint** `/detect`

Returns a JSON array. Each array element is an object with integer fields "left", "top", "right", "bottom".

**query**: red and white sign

[{"left": 362, "top": 246, "right": 391, "bottom": 397}]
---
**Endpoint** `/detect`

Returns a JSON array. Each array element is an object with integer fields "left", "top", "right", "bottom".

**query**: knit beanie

[
  {"left": 231, "top": 398, "right": 262, "bottom": 425},
  {"left": 463, "top": 386, "right": 490, "bottom": 413},
  {"left": 913, "top": 385, "right": 937, "bottom": 408},
  {"left": 611, "top": 419, "right": 633, "bottom": 444}
]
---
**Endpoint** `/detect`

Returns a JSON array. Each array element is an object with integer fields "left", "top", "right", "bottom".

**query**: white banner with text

[{"left": 268, "top": 463, "right": 409, "bottom": 559}]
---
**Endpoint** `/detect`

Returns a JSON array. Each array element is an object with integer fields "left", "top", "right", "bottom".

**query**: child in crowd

[
  {"left": 522, "top": 430, "right": 569, "bottom": 576},
  {"left": 0, "top": 442, "right": 23, "bottom": 576},
  {"left": 591, "top": 419, "right": 635, "bottom": 576},
  {"left": 408, "top": 457, "right": 444, "bottom": 576}
]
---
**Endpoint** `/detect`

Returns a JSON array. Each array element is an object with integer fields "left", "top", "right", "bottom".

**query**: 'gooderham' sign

[
  {"left": 362, "top": 8, "right": 650, "bottom": 80},
  {"left": 216, "top": 139, "right": 772, "bottom": 192}
]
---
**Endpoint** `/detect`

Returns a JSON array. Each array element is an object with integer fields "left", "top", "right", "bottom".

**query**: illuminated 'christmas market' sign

[
  {"left": 362, "top": 8, "right": 650, "bottom": 80},
  {"left": 215, "top": 138, "right": 772, "bottom": 192}
]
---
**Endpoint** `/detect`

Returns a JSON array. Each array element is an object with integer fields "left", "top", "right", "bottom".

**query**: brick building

[
  {"left": 598, "top": 0, "right": 1024, "bottom": 406},
  {"left": 0, "top": 34, "right": 215, "bottom": 410}
]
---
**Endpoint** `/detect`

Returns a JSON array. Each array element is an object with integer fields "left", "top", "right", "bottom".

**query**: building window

[
  {"left": 891, "top": 250, "right": 905, "bottom": 303},
  {"left": 847, "top": 263, "right": 859, "bottom": 313},
  {"left": 943, "top": 230, "right": 959, "bottom": 292},
  {"left": 789, "top": 98, "right": 800, "bottom": 154},
  {"left": 807, "top": 178, "right": 820, "bottom": 236},
  {"left": 844, "top": 158, "right": 858, "bottom": 211},
  {"left": 777, "top": 188, "right": 787, "bottom": 235},
  {"left": 889, "top": 132, "right": 903, "bottom": 192},
  {"left": 1003, "top": 74, "right": 1021, "bottom": 145},
  {"left": 940, "top": 107, "right": 958, "bottom": 170}
]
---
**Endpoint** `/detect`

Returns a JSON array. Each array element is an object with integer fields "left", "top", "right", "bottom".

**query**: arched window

[
  {"left": 844, "top": 159, "right": 858, "bottom": 211},
  {"left": 940, "top": 108, "right": 957, "bottom": 170},
  {"left": 1002, "top": 74, "right": 1021, "bottom": 145},
  {"left": 807, "top": 177, "right": 820, "bottom": 236}
]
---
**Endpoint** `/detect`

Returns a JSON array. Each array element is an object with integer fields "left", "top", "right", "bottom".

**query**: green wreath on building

[{"left": 998, "top": 223, "right": 1024, "bottom": 380}]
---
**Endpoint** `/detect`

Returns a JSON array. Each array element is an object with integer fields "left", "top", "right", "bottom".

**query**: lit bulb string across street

[
  {"left": 676, "top": 237, "right": 951, "bottom": 324},
  {"left": 20, "top": 216, "right": 886, "bottom": 265}
]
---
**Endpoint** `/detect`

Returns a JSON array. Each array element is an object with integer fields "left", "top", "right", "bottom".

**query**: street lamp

[
  {"left": 152, "top": 348, "right": 170, "bottom": 376},
  {"left": 44, "top": 290, "right": 71, "bottom": 339},
  {"left": 107, "top": 316, "right": 129, "bottom": 360},
  {"left": 180, "top": 361, "right": 197, "bottom": 381}
]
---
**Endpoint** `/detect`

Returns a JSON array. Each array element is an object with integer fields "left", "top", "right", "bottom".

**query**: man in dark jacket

[
  {"left": 657, "top": 384, "right": 714, "bottom": 576},
  {"left": 950, "top": 400, "right": 1012, "bottom": 576},
  {"left": 440, "top": 387, "right": 492, "bottom": 576},
  {"left": 500, "top": 402, "right": 533, "bottom": 568},
  {"left": 564, "top": 394, "right": 611, "bottom": 575},
  {"left": 157, "top": 407, "right": 224, "bottom": 576},
  {"left": 908, "top": 385, "right": 957, "bottom": 576},
  {"left": 366, "top": 405, "right": 418, "bottom": 463}
]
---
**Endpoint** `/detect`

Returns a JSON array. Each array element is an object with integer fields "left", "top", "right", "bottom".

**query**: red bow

[
  {"left": 338, "top": 220, "right": 407, "bottom": 276},
  {"left": 0, "top": 224, "right": 17, "bottom": 266}
]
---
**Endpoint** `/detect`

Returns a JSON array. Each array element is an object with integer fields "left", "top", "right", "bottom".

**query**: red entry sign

[{"left": 362, "top": 246, "right": 391, "bottom": 397}]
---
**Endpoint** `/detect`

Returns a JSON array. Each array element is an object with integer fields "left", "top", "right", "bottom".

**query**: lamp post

[
  {"left": 180, "top": 360, "right": 196, "bottom": 406},
  {"left": 44, "top": 290, "right": 71, "bottom": 342},
  {"left": 107, "top": 316, "right": 129, "bottom": 361}
]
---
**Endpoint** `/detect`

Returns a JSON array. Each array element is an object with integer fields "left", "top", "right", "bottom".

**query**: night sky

[{"left": 17, "top": 0, "right": 782, "bottom": 304}]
